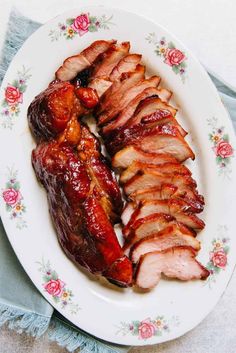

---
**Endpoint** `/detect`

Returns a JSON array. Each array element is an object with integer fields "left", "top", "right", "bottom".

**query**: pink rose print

[
  {"left": 2, "top": 188, "right": 21, "bottom": 206},
  {"left": 215, "top": 140, "right": 233, "bottom": 158},
  {"left": 210, "top": 249, "right": 227, "bottom": 269},
  {"left": 138, "top": 319, "right": 156, "bottom": 339},
  {"left": 44, "top": 279, "right": 65, "bottom": 297},
  {"left": 164, "top": 48, "right": 185, "bottom": 66},
  {"left": 5, "top": 86, "right": 23, "bottom": 105},
  {"left": 71, "top": 14, "right": 90, "bottom": 36}
]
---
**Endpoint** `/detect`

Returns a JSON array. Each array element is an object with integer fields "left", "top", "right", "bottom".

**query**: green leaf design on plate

[
  {"left": 88, "top": 24, "right": 98, "bottom": 32},
  {"left": 66, "top": 18, "right": 74, "bottom": 25},
  {"left": 172, "top": 65, "right": 180, "bottom": 74}
]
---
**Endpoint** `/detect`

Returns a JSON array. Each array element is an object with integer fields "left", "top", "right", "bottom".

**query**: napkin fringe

[
  {"left": 0, "top": 303, "right": 50, "bottom": 337},
  {"left": 49, "top": 318, "right": 119, "bottom": 353}
]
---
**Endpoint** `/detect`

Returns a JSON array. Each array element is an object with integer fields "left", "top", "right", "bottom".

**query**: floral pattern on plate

[
  {"left": 37, "top": 258, "right": 79, "bottom": 314},
  {"left": 146, "top": 33, "right": 187, "bottom": 82},
  {"left": 1, "top": 67, "right": 31, "bottom": 129},
  {"left": 116, "top": 316, "right": 179, "bottom": 340},
  {"left": 49, "top": 13, "right": 114, "bottom": 41},
  {"left": 206, "top": 225, "right": 230, "bottom": 287},
  {"left": 2, "top": 167, "right": 27, "bottom": 229},
  {"left": 207, "top": 117, "right": 234, "bottom": 178}
]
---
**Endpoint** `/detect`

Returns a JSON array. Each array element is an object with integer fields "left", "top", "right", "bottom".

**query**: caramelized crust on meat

[
  {"left": 56, "top": 40, "right": 116, "bottom": 81},
  {"left": 112, "top": 146, "right": 178, "bottom": 169},
  {"left": 32, "top": 139, "right": 132, "bottom": 286},
  {"left": 90, "top": 42, "right": 130, "bottom": 80},
  {"left": 130, "top": 224, "right": 201, "bottom": 263},
  {"left": 98, "top": 75, "right": 160, "bottom": 126},
  {"left": 28, "top": 82, "right": 83, "bottom": 141},
  {"left": 107, "top": 124, "right": 195, "bottom": 161},
  {"left": 101, "top": 88, "right": 173, "bottom": 136},
  {"left": 120, "top": 160, "right": 191, "bottom": 183}
]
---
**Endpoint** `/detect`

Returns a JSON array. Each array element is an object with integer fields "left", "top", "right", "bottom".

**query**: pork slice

[
  {"left": 124, "top": 200, "right": 205, "bottom": 232},
  {"left": 135, "top": 246, "right": 210, "bottom": 289},
  {"left": 107, "top": 124, "right": 195, "bottom": 161},
  {"left": 121, "top": 202, "right": 137, "bottom": 226},
  {"left": 112, "top": 146, "right": 178, "bottom": 169},
  {"left": 129, "top": 186, "right": 204, "bottom": 214},
  {"left": 133, "top": 217, "right": 195, "bottom": 242},
  {"left": 131, "top": 224, "right": 200, "bottom": 263},
  {"left": 88, "top": 78, "right": 112, "bottom": 97},
  {"left": 121, "top": 201, "right": 170, "bottom": 238},
  {"left": 89, "top": 52, "right": 141, "bottom": 97},
  {"left": 131, "top": 96, "right": 177, "bottom": 121},
  {"left": 102, "top": 87, "right": 172, "bottom": 136},
  {"left": 97, "top": 65, "right": 145, "bottom": 115},
  {"left": 120, "top": 161, "right": 191, "bottom": 183},
  {"left": 123, "top": 97, "right": 186, "bottom": 137},
  {"left": 90, "top": 42, "right": 130, "bottom": 80},
  {"left": 110, "top": 54, "right": 142, "bottom": 81},
  {"left": 56, "top": 40, "right": 115, "bottom": 81},
  {"left": 123, "top": 213, "right": 175, "bottom": 255},
  {"left": 169, "top": 198, "right": 205, "bottom": 229},
  {"left": 124, "top": 170, "right": 197, "bottom": 197},
  {"left": 129, "top": 185, "right": 178, "bottom": 202},
  {"left": 98, "top": 76, "right": 161, "bottom": 126}
]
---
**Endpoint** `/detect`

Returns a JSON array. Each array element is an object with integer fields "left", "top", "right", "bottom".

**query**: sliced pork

[
  {"left": 110, "top": 54, "right": 142, "bottom": 81},
  {"left": 56, "top": 40, "right": 115, "bottom": 81},
  {"left": 122, "top": 199, "right": 205, "bottom": 233},
  {"left": 107, "top": 124, "right": 195, "bottom": 161},
  {"left": 120, "top": 161, "right": 191, "bottom": 184},
  {"left": 102, "top": 88, "right": 172, "bottom": 136},
  {"left": 96, "top": 65, "right": 145, "bottom": 115},
  {"left": 112, "top": 146, "right": 178, "bottom": 169},
  {"left": 130, "top": 224, "right": 200, "bottom": 263},
  {"left": 135, "top": 246, "right": 209, "bottom": 289},
  {"left": 98, "top": 76, "right": 161, "bottom": 126},
  {"left": 91, "top": 42, "right": 130, "bottom": 80}
]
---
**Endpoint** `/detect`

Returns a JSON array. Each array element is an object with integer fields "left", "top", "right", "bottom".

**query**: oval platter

[{"left": 0, "top": 6, "right": 236, "bottom": 346}]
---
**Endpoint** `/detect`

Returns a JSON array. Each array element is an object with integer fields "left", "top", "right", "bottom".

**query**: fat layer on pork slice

[
  {"left": 128, "top": 96, "right": 177, "bottom": 123},
  {"left": 123, "top": 213, "right": 175, "bottom": 255},
  {"left": 110, "top": 54, "right": 142, "bottom": 81},
  {"left": 112, "top": 146, "right": 178, "bottom": 169},
  {"left": 96, "top": 65, "right": 145, "bottom": 115},
  {"left": 102, "top": 87, "right": 172, "bottom": 136},
  {"left": 89, "top": 53, "right": 142, "bottom": 97},
  {"left": 88, "top": 78, "right": 113, "bottom": 98},
  {"left": 107, "top": 124, "right": 195, "bottom": 161},
  {"left": 135, "top": 246, "right": 210, "bottom": 289},
  {"left": 123, "top": 97, "right": 186, "bottom": 137},
  {"left": 129, "top": 185, "right": 204, "bottom": 214},
  {"left": 120, "top": 161, "right": 191, "bottom": 184},
  {"left": 56, "top": 40, "right": 115, "bottom": 81},
  {"left": 129, "top": 185, "right": 178, "bottom": 202},
  {"left": 122, "top": 201, "right": 197, "bottom": 240},
  {"left": 123, "top": 170, "right": 204, "bottom": 208},
  {"left": 130, "top": 223, "right": 200, "bottom": 263},
  {"left": 98, "top": 76, "right": 161, "bottom": 126},
  {"left": 90, "top": 42, "right": 130, "bottom": 80},
  {"left": 124, "top": 170, "right": 198, "bottom": 198},
  {"left": 122, "top": 199, "right": 205, "bottom": 233}
]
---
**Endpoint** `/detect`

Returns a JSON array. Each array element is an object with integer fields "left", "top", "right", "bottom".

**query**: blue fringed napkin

[{"left": 0, "top": 7, "right": 236, "bottom": 353}]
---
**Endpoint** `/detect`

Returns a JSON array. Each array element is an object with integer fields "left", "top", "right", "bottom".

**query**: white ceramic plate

[{"left": 0, "top": 6, "right": 236, "bottom": 346}]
